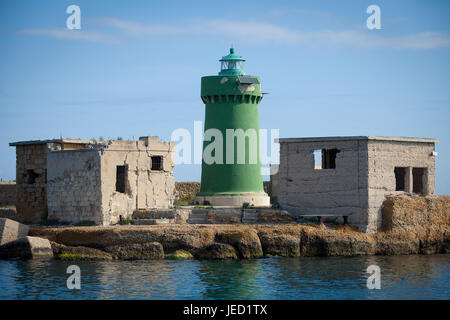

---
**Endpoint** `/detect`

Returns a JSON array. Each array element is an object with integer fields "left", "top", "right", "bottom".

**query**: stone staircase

[
  {"left": 241, "top": 209, "right": 259, "bottom": 224},
  {"left": 131, "top": 218, "right": 175, "bottom": 225},
  {"left": 187, "top": 211, "right": 208, "bottom": 224}
]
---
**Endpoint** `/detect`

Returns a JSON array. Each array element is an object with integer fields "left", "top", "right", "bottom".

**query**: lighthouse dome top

[{"left": 219, "top": 48, "right": 245, "bottom": 76}]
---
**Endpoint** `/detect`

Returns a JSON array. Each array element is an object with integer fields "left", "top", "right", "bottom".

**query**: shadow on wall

[{"left": 0, "top": 182, "right": 16, "bottom": 206}]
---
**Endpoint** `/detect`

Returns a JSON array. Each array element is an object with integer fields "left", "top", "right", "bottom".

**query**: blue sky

[{"left": 0, "top": 0, "right": 449, "bottom": 194}]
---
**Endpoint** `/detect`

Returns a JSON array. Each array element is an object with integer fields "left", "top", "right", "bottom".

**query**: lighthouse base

[{"left": 194, "top": 193, "right": 271, "bottom": 207}]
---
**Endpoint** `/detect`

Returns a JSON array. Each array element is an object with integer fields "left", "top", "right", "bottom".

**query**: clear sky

[{"left": 0, "top": 0, "right": 449, "bottom": 194}]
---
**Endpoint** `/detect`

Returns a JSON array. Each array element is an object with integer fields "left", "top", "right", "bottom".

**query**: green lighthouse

[{"left": 195, "top": 48, "right": 270, "bottom": 207}]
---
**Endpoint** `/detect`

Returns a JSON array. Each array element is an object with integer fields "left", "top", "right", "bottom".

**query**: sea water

[{"left": 0, "top": 254, "right": 448, "bottom": 300}]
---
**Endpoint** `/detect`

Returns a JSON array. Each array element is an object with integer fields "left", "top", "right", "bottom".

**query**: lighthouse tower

[{"left": 195, "top": 48, "right": 270, "bottom": 207}]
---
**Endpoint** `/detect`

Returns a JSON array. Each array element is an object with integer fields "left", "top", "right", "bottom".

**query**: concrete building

[
  {"left": 9, "top": 137, "right": 175, "bottom": 225},
  {"left": 271, "top": 136, "right": 439, "bottom": 233}
]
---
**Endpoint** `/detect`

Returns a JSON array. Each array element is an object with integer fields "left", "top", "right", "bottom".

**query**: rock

[
  {"left": 0, "top": 218, "right": 29, "bottom": 245},
  {"left": 0, "top": 236, "right": 53, "bottom": 259},
  {"left": 443, "top": 234, "right": 450, "bottom": 254},
  {"left": 103, "top": 242, "right": 164, "bottom": 260},
  {"left": 51, "top": 241, "right": 112, "bottom": 260},
  {"left": 166, "top": 250, "right": 194, "bottom": 259},
  {"left": 258, "top": 232, "right": 300, "bottom": 257},
  {"left": 158, "top": 227, "right": 216, "bottom": 252},
  {"left": 375, "top": 239, "right": 419, "bottom": 255},
  {"left": 419, "top": 239, "right": 443, "bottom": 255},
  {"left": 174, "top": 208, "right": 190, "bottom": 224},
  {"left": 215, "top": 229, "right": 263, "bottom": 258},
  {"left": 299, "top": 230, "right": 327, "bottom": 256},
  {"left": 300, "top": 227, "right": 376, "bottom": 256},
  {"left": 374, "top": 231, "right": 420, "bottom": 255},
  {"left": 195, "top": 243, "right": 238, "bottom": 260},
  {"left": 29, "top": 225, "right": 216, "bottom": 253}
]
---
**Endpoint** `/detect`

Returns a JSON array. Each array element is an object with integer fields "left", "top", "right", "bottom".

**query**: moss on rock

[
  {"left": 51, "top": 241, "right": 112, "bottom": 260},
  {"left": 166, "top": 250, "right": 194, "bottom": 260}
]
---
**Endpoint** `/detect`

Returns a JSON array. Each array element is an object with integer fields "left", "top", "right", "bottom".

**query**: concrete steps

[
  {"left": 242, "top": 209, "right": 259, "bottom": 224},
  {"left": 187, "top": 211, "right": 208, "bottom": 224},
  {"left": 185, "top": 208, "right": 265, "bottom": 224},
  {"left": 131, "top": 218, "right": 175, "bottom": 225}
]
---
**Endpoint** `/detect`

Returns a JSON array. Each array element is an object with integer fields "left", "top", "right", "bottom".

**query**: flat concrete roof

[
  {"left": 9, "top": 138, "right": 93, "bottom": 147},
  {"left": 276, "top": 136, "right": 440, "bottom": 144}
]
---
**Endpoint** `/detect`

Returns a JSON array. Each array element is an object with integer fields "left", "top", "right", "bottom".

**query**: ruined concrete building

[
  {"left": 271, "top": 136, "right": 439, "bottom": 233},
  {"left": 9, "top": 137, "right": 175, "bottom": 225}
]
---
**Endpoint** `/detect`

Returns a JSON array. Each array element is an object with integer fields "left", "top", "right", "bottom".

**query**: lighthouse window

[
  {"left": 221, "top": 61, "right": 242, "bottom": 70},
  {"left": 221, "top": 61, "right": 226, "bottom": 70}
]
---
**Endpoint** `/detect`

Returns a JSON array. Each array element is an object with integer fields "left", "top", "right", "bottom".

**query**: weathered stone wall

[
  {"left": 367, "top": 140, "right": 436, "bottom": 232},
  {"left": 380, "top": 195, "right": 449, "bottom": 254},
  {"left": 175, "top": 182, "right": 200, "bottom": 201},
  {"left": 15, "top": 144, "right": 48, "bottom": 223},
  {"left": 100, "top": 137, "right": 175, "bottom": 225},
  {"left": 47, "top": 149, "right": 103, "bottom": 224},
  {"left": 272, "top": 140, "right": 369, "bottom": 230},
  {"left": 0, "top": 207, "right": 17, "bottom": 220},
  {"left": 0, "top": 182, "right": 16, "bottom": 206},
  {"left": 381, "top": 195, "right": 449, "bottom": 233}
]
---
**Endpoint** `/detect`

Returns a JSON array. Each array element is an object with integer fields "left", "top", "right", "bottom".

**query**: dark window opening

[
  {"left": 314, "top": 148, "right": 340, "bottom": 169},
  {"left": 27, "top": 169, "right": 39, "bottom": 184},
  {"left": 413, "top": 167, "right": 425, "bottom": 194},
  {"left": 394, "top": 167, "right": 407, "bottom": 191},
  {"left": 116, "top": 165, "right": 127, "bottom": 193},
  {"left": 151, "top": 156, "right": 163, "bottom": 171}
]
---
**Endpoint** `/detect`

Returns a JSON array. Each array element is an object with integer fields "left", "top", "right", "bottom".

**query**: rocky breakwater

[
  {"left": 0, "top": 218, "right": 53, "bottom": 259},
  {"left": 27, "top": 195, "right": 449, "bottom": 260},
  {"left": 0, "top": 195, "right": 440, "bottom": 261}
]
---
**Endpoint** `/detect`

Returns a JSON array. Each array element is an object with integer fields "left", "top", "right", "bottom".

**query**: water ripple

[{"left": 0, "top": 255, "right": 448, "bottom": 300}]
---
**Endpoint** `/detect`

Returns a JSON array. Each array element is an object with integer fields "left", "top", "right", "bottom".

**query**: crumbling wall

[
  {"left": 0, "top": 182, "right": 16, "bottom": 206},
  {"left": 272, "top": 140, "right": 369, "bottom": 231},
  {"left": 175, "top": 182, "right": 200, "bottom": 201},
  {"left": 47, "top": 149, "right": 103, "bottom": 224},
  {"left": 263, "top": 181, "right": 271, "bottom": 198},
  {"left": 381, "top": 195, "right": 449, "bottom": 253},
  {"left": 100, "top": 137, "right": 175, "bottom": 225},
  {"left": 368, "top": 141, "right": 436, "bottom": 232},
  {"left": 381, "top": 195, "right": 449, "bottom": 232},
  {"left": 15, "top": 144, "right": 48, "bottom": 223}
]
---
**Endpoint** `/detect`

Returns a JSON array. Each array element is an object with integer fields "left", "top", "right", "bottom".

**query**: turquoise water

[{"left": 0, "top": 254, "right": 448, "bottom": 300}]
